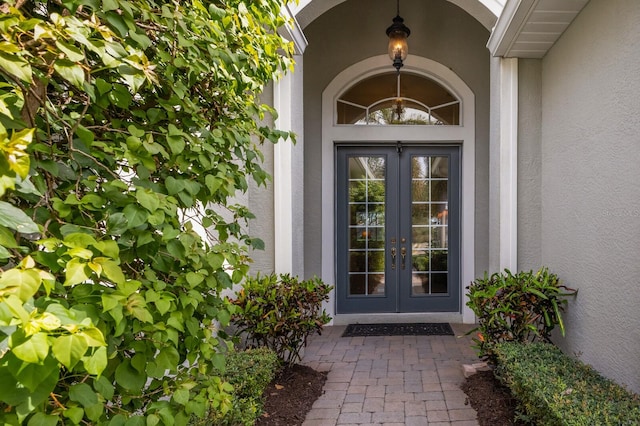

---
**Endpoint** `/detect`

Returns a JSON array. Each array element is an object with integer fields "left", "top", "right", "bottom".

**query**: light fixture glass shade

[
  {"left": 388, "top": 29, "right": 408, "bottom": 61},
  {"left": 386, "top": 15, "right": 410, "bottom": 70}
]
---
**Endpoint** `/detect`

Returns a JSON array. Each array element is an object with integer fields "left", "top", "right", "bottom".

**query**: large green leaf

[
  {"left": 0, "top": 268, "right": 41, "bottom": 302},
  {"left": 62, "top": 407, "right": 84, "bottom": 424},
  {"left": 94, "top": 375, "right": 114, "bottom": 400},
  {"left": 154, "top": 346, "right": 179, "bottom": 373},
  {"left": 52, "top": 334, "right": 88, "bottom": 369},
  {"left": 165, "top": 177, "right": 185, "bottom": 195},
  {"left": 125, "top": 293, "right": 153, "bottom": 323},
  {"left": 172, "top": 388, "right": 189, "bottom": 406},
  {"left": 94, "top": 257, "right": 125, "bottom": 284},
  {"left": 27, "top": 412, "right": 58, "bottom": 426},
  {"left": 78, "top": 327, "right": 106, "bottom": 347},
  {"left": 107, "top": 213, "right": 128, "bottom": 235},
  {"left": 63, "top": 258, "right": 90, "bottom": 286},
  {"left": 5, "top": 353, "right": 59, "bottom": 393},
  {"left": 55, "top": 40, "right": 85, "bottom": 62},
  {"left": 136, "top": 188, "right": 160, "bottom": 212},
  {"left": 69, "top": 382, "right": 99, "bottom": 407},
  {"left": 14, "top": 363, "right": 59, "bottom": 421},
  {"left": 94, "top": 239, "right": 119, "bottom": 258},
  {"left": 85, "top": 402, "right": 104, "bottom": 422},
  {"left": 11, "top": 332, "right": 49, "bottom": 364},
  {"left": 53, "top": 59, "right": 85, "bottom": 89},
  {"left": 0, "top": 51, "right": 32, "bottom": 83},
  {"left": 115, "top": 359, "right": 146, "bottom": 391},
  {"left": 83, "top": 346, "right": 107, "bottom": 375},
  {"left": 123, "top": 204, "right": 149, "bottom": 228},
  {"left": 0, "top": 201, "right": 39, "bottom": 234}
]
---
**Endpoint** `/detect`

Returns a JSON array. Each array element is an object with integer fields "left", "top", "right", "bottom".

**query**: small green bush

[
  {"left": 466, "top": 267, "right": 576, "bottom": 359},
  {"left": 204, "top": 348, "right": 280, "bottom": 426},
  {"left": 231, "top": 274, "right": 332, "bottom": 364},
  {"left": 494, "top": 342, "right": 640, "bottom": 425}
]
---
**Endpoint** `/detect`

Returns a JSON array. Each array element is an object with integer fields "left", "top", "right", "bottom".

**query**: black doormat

[{"left": 342, "top": 322, "right": 454, "bottom": 337}]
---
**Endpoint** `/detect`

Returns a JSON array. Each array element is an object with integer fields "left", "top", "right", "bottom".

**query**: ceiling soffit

[
  {"left": 487, "top": 0, "right": 590, "bottom": 58},
  {"left": 292, "top": 0, "right": 500, "bottom": 31}
]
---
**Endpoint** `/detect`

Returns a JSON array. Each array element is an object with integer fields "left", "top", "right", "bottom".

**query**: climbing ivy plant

[{"left": 0, "top": 0, "right": 293, "bottom": 424}]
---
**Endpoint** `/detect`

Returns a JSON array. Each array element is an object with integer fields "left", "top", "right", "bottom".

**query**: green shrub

[
  {"left": 466, "top": 267, "right": 576, "bottom": 359},
  {"left": 494, "top": 342, "right": 640, "bottom": 425},
  {"left": 0, "top": 0, "right": 294, "bottom": 423},
  {"left": 203, "top": 348, "right": 280, "bottom": 426},
  {"left": 231, "top": 274, "right": 332, "bottom": 364}
]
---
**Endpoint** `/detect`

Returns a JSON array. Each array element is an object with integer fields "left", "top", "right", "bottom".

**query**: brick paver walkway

[{"left": 301, "top": 324, "right": 480, "bottom": 426}]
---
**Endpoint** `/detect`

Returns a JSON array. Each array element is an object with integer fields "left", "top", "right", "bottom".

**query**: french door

[{"left": 336, "top": 144, "right": 460, "bottom": 313}]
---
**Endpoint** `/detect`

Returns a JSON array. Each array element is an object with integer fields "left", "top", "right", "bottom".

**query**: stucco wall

[
  {"left": 488, "top": 56, "right": 501, "bottom": 272},
  {"left": 248, "top": 85, "right": 275, "bottom": 272},
  {"left": 540, "top": 0, "right": 640, "bottom": 393},
  {"left": 291, "top": 57, "right": 306, "bottom": 276},
  {"left": 517, "top": 59, "right": 542, "bottom": 270},
  {"left": 302, "top": 0, "right": 492, "bottom": 279},
  {"left": 248, "top": 60, "right": 305, "bottom": 276}
]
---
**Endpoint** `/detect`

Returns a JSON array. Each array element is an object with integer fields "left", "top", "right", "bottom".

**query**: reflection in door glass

[
  {"left": 411, "top": 156, "right": 449, "bottom": 295},
  {"left": 348, "top": 156, "right": 386, "bottom": 296}
]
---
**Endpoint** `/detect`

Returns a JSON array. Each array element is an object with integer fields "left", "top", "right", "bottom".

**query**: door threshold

[{"left": 331, "top": 312, "right": 465, "bottom": 326}]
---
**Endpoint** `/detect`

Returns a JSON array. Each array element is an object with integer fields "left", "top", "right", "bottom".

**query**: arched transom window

[{"left": 337, "top": 72, "right": 460, "bottom": 125}]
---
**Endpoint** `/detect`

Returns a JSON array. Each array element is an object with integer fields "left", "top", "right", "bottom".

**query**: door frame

[
  {"left": 335, "top": 145, "right": 461, "bottom": 314},
  {"left": 321, "top": 55, "right": 476, "bottom": 323}
]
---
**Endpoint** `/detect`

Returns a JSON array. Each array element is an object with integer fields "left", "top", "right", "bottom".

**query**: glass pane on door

[
  {"left": 410, "top": 156, "right": 449, "bottom": 295},
  {"left": 348, "top": 156, "right": 386, "bottom": 296}
]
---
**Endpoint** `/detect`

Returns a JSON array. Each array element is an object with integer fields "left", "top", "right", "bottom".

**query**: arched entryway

[{"left": 321, "top": 55, "right": 476, "bottom": 322}]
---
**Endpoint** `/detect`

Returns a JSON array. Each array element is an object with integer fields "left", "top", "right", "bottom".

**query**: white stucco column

[
  {"left": 273, "top": 74, "right": 293, "bottom": 274},
  {"left": 499, "top": 57, "right": 518, "bottom": 271},
  {"left": 273, "top": 8, "right": 307, "bottom": 275}
]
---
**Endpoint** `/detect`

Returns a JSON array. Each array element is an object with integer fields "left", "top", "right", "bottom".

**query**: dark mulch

[
  {"left": 257, "top": 363, "right": 524, "bottom": 426},
  {"left": 256, "top": 364, "right": 327, "bottom": 426},
  {"left": 461, "top": 370, "right": 526, "bottom": 426}
]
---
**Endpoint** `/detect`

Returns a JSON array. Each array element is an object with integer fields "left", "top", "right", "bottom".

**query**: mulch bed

[
  {"left": 257, "top": 363, "right": 523, "bottom": 425},
  {"left": 256, "top": 364, "right": 327, "bottom": 426},
  {"left": 461, "top": 370, "right": 526, "bottom": 426}
]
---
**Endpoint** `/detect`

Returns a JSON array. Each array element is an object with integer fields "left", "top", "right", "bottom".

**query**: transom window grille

[{"left": 337, "top": 72, "right": 460, "bottom": 125}]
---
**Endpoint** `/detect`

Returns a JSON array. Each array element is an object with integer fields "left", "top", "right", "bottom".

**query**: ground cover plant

[
  {"left": 0, "top": 0, "right": 294, "bottom": 424},
  {"left": 466, "top": 267, "right": 576, "bottom": 360}
]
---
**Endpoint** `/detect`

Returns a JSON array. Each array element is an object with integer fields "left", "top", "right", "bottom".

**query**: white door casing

[{"left": 321, "top": 55, "right": 476, "bottom": 323}]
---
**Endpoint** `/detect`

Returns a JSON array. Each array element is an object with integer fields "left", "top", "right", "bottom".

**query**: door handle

[
  {"left": 400, "top": 246, "right": 406, "bottom": 270},
  {"left": 391, "top": 247, "right": 396, "bottom": 270}
]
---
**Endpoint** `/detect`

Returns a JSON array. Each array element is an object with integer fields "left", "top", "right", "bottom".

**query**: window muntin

[{"left": 337, "top": 72, "right": 460, "bottom": 125}]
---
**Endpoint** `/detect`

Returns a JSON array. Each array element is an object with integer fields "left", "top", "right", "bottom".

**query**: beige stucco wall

[
  {"left": 291, "top": 58, "right": 306, "bottom": 277},
  {"left": 488, "top": 56, "right": 502, "bottom": 273},
  {"left": 517, "top": 59, "right": 542, "bottom": 270},
  {"left": 248, "top": 61, "right": 306, "bottom": 277},
  {"left": 302, "top": 0, "right": 492, "bottom": 280},
  {"left": 538, "top": 0, "right": 640, "bottom": 393},
  {"left": 248, "top": 85, "right": 275, "bottom": 272}
]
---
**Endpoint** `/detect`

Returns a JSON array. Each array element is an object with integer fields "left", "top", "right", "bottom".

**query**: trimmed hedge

[
  {"left": 206, "top": 348, "right": 281, "bottom": 426},
  {"left": 494, "top": 342, "right": 640, "bottom": 425}
]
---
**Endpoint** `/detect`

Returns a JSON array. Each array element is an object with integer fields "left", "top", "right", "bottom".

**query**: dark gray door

[{"left": 336, "top": 144, "right": 460, "bottom": 313}]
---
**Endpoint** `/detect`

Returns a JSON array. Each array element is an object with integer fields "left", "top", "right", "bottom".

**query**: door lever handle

[
  {"left": 400, "top": 246, "right": 406, "bottom": 270},
  {"left": 391, "top": 247, "right": 396, "bottom": 270}
]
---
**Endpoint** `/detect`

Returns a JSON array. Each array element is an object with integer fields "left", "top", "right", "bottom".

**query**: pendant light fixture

[{"left": 386, "top": 0, "right": 411, "bottom": 72}]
